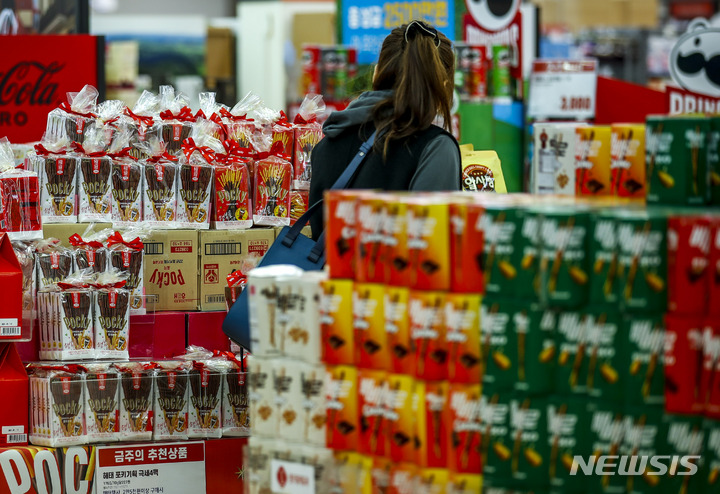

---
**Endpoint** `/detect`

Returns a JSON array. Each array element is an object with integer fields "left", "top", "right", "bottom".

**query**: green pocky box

[
  {"left": 555, "top": 310, "right": 589, "bottom": 395},
  {"left": 588, "top": 211, "right": 620, "bottom": 305},
  {"left": 663, "top": 414, "right": 705, "bottom": 494},
  {"left": 587, "top": 400, "right": 626, "bottom": 494},
  {"left": 508, "top": 394, "right": 550, "bottom": 489},
  {"left": 584, "top": 307, "right": 624, "bottom": 403},
  {"left": 623, "top": 313, "right": 666, "bottom": 407},
  {"left": 514, "top": 303, "right": 556, "bottom": 395},
  {"left": 646, "top": 115, "right": 710, "bottom": 206},
  {"left": 538, "top": 209, "right": 590, "bottom": 308},
  {"left": 481, "top": 297, "right": 517, "bottom": 392},
  {"left": 702, "top": 418, "right": 720, "bottom": 492},
  {"left": 547, "top": 395, "right": 591, "bottom": 494},
  {"left": 480, "top": 385, "right": 513, "bottom": 483},
  {"left": 615, "top": 210, "right": 668, "bottom": 312},
  {"left": 516, "top": 207, "right": 541, "bottom": 301},
  {"left": 621, "top": 405, "right": 667, "bottom": 494},
  {"left": 482, "top": 205, "right": 522, "bottom": 297},
  {"left": 708, "top": 117, "right": 720, "bottom": 205}
]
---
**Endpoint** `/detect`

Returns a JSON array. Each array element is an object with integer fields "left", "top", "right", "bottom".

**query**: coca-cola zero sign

[{"left": 0, "top": 35, "right": 101, "bottom": 143}]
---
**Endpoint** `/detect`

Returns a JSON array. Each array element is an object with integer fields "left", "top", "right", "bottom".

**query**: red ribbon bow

[
  {"left": 34, "top": 143, "right": 66, "bottom": 156},
  {"left": 59, "top": 101, "right": 96, "bottom": 119},
  {"left": 124, "top": 107, "right": 154, "bottom": 127},
  {"left": 107, "top": 147, "right": 134, "bottom": 160},
  {"left": 90, "top": 280, "right": 128, "bottom": 290},
  {"left": 212, "top": 350, "right": 244, "bottom": 369},
  {"left": 219, "top": 107, "right": 254, "bottom": 122},
  {"left": 226, "top": 270, "right": 246, "bottom": 287},
  {"left": 256, "top": 141, "right": 291, "bottom": 162},
  {"left": 71, "top": 142, "right": 107, "bottom": 157},
  {"left": 107, "top": 231, "right": 144, "bottom": 251},
  {"left": 274, "top": 111, "right": 292, "bottom": 128},
  {"left": 145, "top": 152, "right": 179, "bottom": 164},
  {"left": 182, "top": 138, "right": 216, "bottom": 163},
  {"left": 36, "top": 364, "right": 89, "bottom": 374},
  {"left": 293, "top": 112, "right": 318, "bottom": 125},
  {"left": 69, "top": 233, "right": 104, "bottom": 249},
  {"left": 159, "top": 106, "right": 195, "bottom": 122},
  {"left": 56, "top": 282, "right": 91, "bottom": 290}
]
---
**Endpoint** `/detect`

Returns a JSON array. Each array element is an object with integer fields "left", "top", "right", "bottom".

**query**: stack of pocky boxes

[
  {"left": 300, "top": 45, "right": 358, "bottom": 104},
  {"left": 23, "top": 84, "right": 325, "bottom": 230},
  {"left": 27, "top": 349, "right": 247, "bottom": 447},
  {"left": 318, "top": 189, "right": 720, "bottom": 494}
]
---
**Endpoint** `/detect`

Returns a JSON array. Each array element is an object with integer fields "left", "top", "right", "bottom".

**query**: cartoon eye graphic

[
  {"left": 466, "top": 0, "right": 520, "bottom": 32},
  {"left": 669, "top": 18, "right": 720, "bottom": 97}
]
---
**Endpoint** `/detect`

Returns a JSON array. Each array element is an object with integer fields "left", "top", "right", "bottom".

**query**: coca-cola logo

[{"left": 0, "top": 61, "right": 64, "bottom": 128}]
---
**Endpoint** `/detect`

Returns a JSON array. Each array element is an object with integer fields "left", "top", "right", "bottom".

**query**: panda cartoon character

[
  {"left": 669, "top": 18, "right": 720, "bottom": 97},
  {"left": 466, "top": 0, "right": 520, "bottom": 31}
]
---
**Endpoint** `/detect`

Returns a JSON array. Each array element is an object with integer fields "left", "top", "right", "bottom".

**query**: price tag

[
  {"left": 270, "top": 459, "right": 315, "bottom": 494},
  {"left": 528, "top": 60, "right": 598, "bottom": 120}
]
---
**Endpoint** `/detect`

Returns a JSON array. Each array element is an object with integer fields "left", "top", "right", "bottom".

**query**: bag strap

[{"left": 281, "top": 130, "right": 377, "bottom": 255}]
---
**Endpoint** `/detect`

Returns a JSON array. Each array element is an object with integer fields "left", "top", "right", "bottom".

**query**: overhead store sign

[
  {"left": 528, "top": 60, "right": 598, "bottom": 120},
  {"left": 341, "top": 0, "right": 455, "bottom": 65},
  {"left": 0, "top": 35, "right": 102, "bottom": 144}
]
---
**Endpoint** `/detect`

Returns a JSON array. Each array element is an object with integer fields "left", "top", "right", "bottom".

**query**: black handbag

[{"left": 222, "top": 130, "right": 377, "bottom": 349}]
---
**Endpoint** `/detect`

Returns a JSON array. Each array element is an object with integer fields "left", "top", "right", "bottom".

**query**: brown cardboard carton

[
  {"left": 143, "top": 230, "right": 199, "bottom": 311},
  {"left": 199, "top": 229, "right": 275, "bottom": 311},
  {"left": 42, "top": 223, "right": 112, "bottom": 247}
]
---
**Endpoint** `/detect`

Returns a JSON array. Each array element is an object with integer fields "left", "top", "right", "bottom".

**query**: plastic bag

[
  {"left": 222, "top": 92, "right": 262, "bottom": 149},
  {"left": 74, "top": 126, "right": 113, "bottom": 223},
  {"left": 213, "top": 140, "right": 253, "bottom": 230},
  {"left": 31, "top": 138, "right": 79, "bottom": 224},
  {"left": 156, "top": 85, "right": 194, "bottom": 156},
  {"left": 292, "top": 94, "right": 325, "bottom": 190},
  {"left": 253, "top": 143, "right": 292, "bottom": 227},
  {"left": 45, "top": 85, "right": 99, "bottom": 144},
  {"left": 138, "top": 137, "right": 179, "bottom": 229},
  {"left": 0, "top": 138, "right": 42, "bottom": 239}
]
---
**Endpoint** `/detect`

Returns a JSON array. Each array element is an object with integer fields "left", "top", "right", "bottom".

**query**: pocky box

[
  {"left": 419, "top": 380, "right": 450, "bottom": 469},
  {"left": 481, "top": 204, "right": 521, "bottom": 297},
  {"left": 355, "top": 193, "right": 387, "bottom": 284},
  {"left": 449, "top": 200, "right": 484, "bottom": 294},
  {"left": 326, "top": 365, "right": 359, "bottom": 451},
  {"left": 254, "top": 156, "right": 292, "bottom": 227},
  {"left": 704, "top": 320, "right": 720, "bottom": 420},
  {"left": 410, "top": 290, "right": 447, "bottom": 381},
  {"left": 479, "top": 386, "right": 512, "bottom": 481},
  {"left": 446, "top": 383, "right": 482, "bottom": 474},
  {"left": 481, "top": 297, "right": 516, "bottom": 392},
  {"left": 703, "top": 419, "right": 720, "bottom": 492},
  {"left": 406, "top": 197, "right": 450, "bottom": 291},
  {"left": 584, "top": 307, "right": 623, "bottom": 403},
  {"left": 587, "top": 400, "right": 626, "bottom": 494},
  {"left": 514, "top": 303, "right": 556, "bottom": 395},
  {"left": 646, "top": 115, "right": 710, "bottom": 205},
  {"left": 615, "top": 210, "right": 667, "bottom": 312},
  {"left": 621, "top": 405, "right": 666, "bottom": 494},
  {"left": 324, "top": 190, "right": 359, "bottom": 280},
  {"left": 611, "top": 123, "right": 646, "bottom": 200},
  {"left": 445, "top": 293, "right": 481, "bottom": 384},
  {"left": 381, "top": 195, "right": 410, "bottom": 287},
  {"left": 623, "top": 314, "right": 666, "bottom": 407},
  {"left": 667, "top": 215, "right": 711, "bottom": 315},
  {"left": 532, "top": 122, "right": 581, "bottom": 195},
  {"left": 385, "top": 286, "right": 413, "bottom": 375},
  {"left": 663, "top": 414, "right": 705, "bottom": 494},
  {"left": 39, "top": 155, "right": 79, "bottom": 223},
  {"left": 320, "top": 278, "right": 354, "bottom": 366},
  {"left": 358, "top": 369, "right": 388, "bottom": 457},
  {"left": 386, "top": 374, "right": 417, "bottom": 464},
  {"left": 538, "top": 208, "right": 590, "bottom": 308},
  {"left": 508, "top": 394, "right": 549, "bottom": 488},
  {"left": 588, "top": 211, "right": 620, "bottom": 305},
  {"left": 555, "top": 310, "right": 589, "bottom": 395},
  {"left": 274, "top": 360, "right": 304, "bottom": 444},
  {"left": 547, "top": 396, "right": 591, "bottom": 493},
  {"left": 247, "top": 356, "right": 276, "bottom": 438},
  {"left": 664, "top": 314, "right": 704, "bottom": 415},
  {"left": 353, "top": 282, "right": 388, "bottom": 370},
  {"left": 213, "top": 161, "right": 253, "bottom": 229},
  {"left": 709, "top": 117, "right": 720, "bottom": 205},
  {"left": 576, "top": 126, "right": 612, "bottom": 197},
  {"left": 516, "top": 207, "right": 541, "bottom": 300},
  {"left": 709, "top": 216, "right": 720, "bottom": 317}
]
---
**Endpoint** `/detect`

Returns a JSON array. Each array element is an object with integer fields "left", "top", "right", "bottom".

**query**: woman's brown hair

[{"left": 371, "top": 20, "right": 455, "bottom": 157}]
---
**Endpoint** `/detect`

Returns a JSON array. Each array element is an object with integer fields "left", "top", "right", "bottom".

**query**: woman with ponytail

[{"left": 309, "top": 20, "right": 461, "bottom": 238}]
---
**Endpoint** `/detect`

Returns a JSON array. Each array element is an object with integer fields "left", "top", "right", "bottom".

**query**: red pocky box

[
  {"left": 325, "top": 190, "right": 360, "bottom": 280},
  {"left": 668, "top": 215, "right": 710, "bottom": 315},
  {"left": 358, "top": 369, "right": 388, "bottom": 457},
  {"left": 701, "top": 320, "right": 720, "bottom": 419},
  {"left": 326, "top": 365, "right": 359, "bottom": 451},
  {"left": 446, "top": 383, "right": 482, "bottom": 474},
  {"left": 389, "top": 463, "right": 419, "bottom": 494},
  {"left": 406, "top": 197, "right": 450, "bottom": 291},
  {"left": 665, "top": 314, "right": 705, "bottom": 415},
  {"left": 356, "top": 193, "right": 388, "bottom": 284},
  {"left": 419, "top": 380, "right": 450, "bottom": 469},
  {"left": 709, "top": 216, "right": 720, "bottom": 317},
  {"left": 320, "top": 278, "right": 354, "bottom": 366},
  {"left": 213, "top": 162, "right": 253, "bottom": 229},
  {"left": 271, "top": 113, "right": 295, "bottom": 159},
  {"left": 386, "top": 374, "right": 417, "bottom": 464},
  {"left": 385, "top": 286, "right": 414, "bottom": 375},
  {"left": 253, "top": 156, "right": 291, "bottom": 227},
  {"left": 354, "top": 282, "right": 389, "bottom": 370},
  {"left": 445, "top": 293, "right": 482, "bottom": 384},
  {"left": 381, "top": 195, "right": 410, "bottom": 287},
  {"left": 300, "top": 45, "right": 322, "bottom": 96},
  {"left": 289, "top": 189, "right": 309, "bottom": 226},
  {"left": 449, "top": 199, "right": 484, "bottom": 294},
  {"left": 410, "top": 291, "right": 448, "bottom": 381},
  {"left": 293, "top": 125, "right": 323, "bottom": 190}
]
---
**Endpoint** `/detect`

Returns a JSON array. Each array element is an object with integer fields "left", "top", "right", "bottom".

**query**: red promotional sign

[
  {"left": 667, "top": 85, "right": 720, "bottom": 115},
  {"left": 0, "top": 35, "right": 102, "bottom": 143},
  {"left": 97, "top": 442, "right": 205, "bottom": 467}
]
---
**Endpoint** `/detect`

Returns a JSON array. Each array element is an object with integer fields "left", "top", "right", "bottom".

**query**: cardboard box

[
  {"left": 143, "top": 229, "right": 199, "bottom": 312},
  {"left": 187, "top": 311, "right": 231, "bottom": 352},
  {"left": 42, "top": 222, "right": 112, "bottom": 247},
  {"left": 0, "top": 233, "right": 23, "bottom": 341},
  {"left": 0, "top": 344, "right": 28, "bottom": 446},
  {"left": 205, "top": 27, "right": 235, "bottom": 89},
  {"left": 199, "top": 229, "right": 274, "bottom": 311},
  {"left": 128, "top": 312, "right": 187, "bottom": 360}
]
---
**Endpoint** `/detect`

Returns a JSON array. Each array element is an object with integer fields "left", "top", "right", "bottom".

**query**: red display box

[
  {"left": 187, "top": 311, "right": 231, "bottom": 352},
  {"left": 129, "top": 312, "right": 187, "bottom": 360}
]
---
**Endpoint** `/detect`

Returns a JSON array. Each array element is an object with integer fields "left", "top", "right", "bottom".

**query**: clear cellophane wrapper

[
  {"left": 69, "top": 230, "right": 110, "bottom": 274},
  {"left": 125, "top": 90, "right": 161, "bottom": 160},
  {"left": 178, "top": 348, "right": 228, "bottom": 439},
  {"left": 107, "top": 231, "right": 146, "bottom": 315},
  {"left": 75, "top": 125, "right": 113, "bottom": 223},
  {"left": 116, "top": 362, "right": 155, "bottom": 442},
  {"left": 153, "top": 361, "right": 191, "bottom": 441},
  {"left": 29, "top": 367, "right": 87, "bottom": 447},
  {"left": 139, "top": 137, "right": 179, "bottom": 229},
  {"left": 196, "top": 92, "right": 228, "bottom": 142},
  {"left": 84, "top": 364, "right": 121, "bottom": 443},
  {"left": 94, "top": 286, "right": 130, "bottom": 360},
  {"left": 35, "top": 239, "right": 75, "bottom": 292},
  {"left": 29, "top": 141, "right": 79, "bottom": 224},
  {"left": 213, "top": 140, "right": 254, "bottom": 230},
  {"left": 156, "top": 85, "right": 194, "bottom": 157},
  {"left": 253, "top": 154, "right": 292, "bottom": 227},
  {"left": 45, "top": 85, "right": 99, "bottom": 145},
  {"left": 292, "top": 94, "right": 325, "bottom": 190},
  {"left": 289, "top": 189, "right": 309, "bottom": 226},
  {"left": 223, "top": 91, "right": 262, "bottom": 149},
  {"left": 96, "top": 99, "right": 127, "bottom": 147},
  {"left": 0, "top": 138, "right": 42, "bottom": 240},
  {"left": 11, "top": 240, "right": 36, "bottom": 341}
]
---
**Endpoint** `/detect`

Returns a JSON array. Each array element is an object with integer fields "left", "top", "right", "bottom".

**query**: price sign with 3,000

[{"left": 528, "top": 60, "right": 598, "bottom": 120}]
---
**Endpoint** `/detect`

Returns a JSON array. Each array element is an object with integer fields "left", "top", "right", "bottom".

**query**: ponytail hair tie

[{"left": 404, "top": 20, "right": 441, "bottom": 48}]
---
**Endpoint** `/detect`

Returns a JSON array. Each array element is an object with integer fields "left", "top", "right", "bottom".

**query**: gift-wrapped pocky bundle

[
  {"left": 45, "top": 85, "right": 99, "bottom": 144},
  {"left": 140, "top": 138, "right": 178, "bottom": 228},
  {"left": 74, "top": 126, "right": 113, "bottom": 223},
  {"left": 110, "top": 145, "right": 144, "bottom": 228},
  {"left": 69, "top": 232, "right": 109, "bottom": 273},
  {"left": 214, "top": 140, "right": 253, "bottom": 230},
  {"left": 292, "top": 94, "right": 325, "bottom": 190},
  {"left": 95, "top": 100, "right": 128, "bottom": 146},
  {"left": 0, "top": 138, "right": 42, "bottom": 239},
  {"left": 29, "top": 140, "right": 79, "bottom": 224},
  {"left": 153, "top": 361, "right": 191, "bottom": 441},
  {"left": 125, "top": 90, "right": 160, "bottom": 159},
  {"left": 12, "top": 240, "right": 36, "bottom": 340},
  {"left": 289, "top": 189, "right": 309, "bottom": 226},
  {"left": 29, "top": 365, "right": 87, "bottom": 447},
  {"left": 93, "top": 274, "right": 131, "bottom": 360},
  {"left": 179, "top": 348, "right": 228, "bottom": 439},
  {"left": 254, "top": 143, "right": 292, "bottom": 227},
  {"left": 107, "top": 231, "right": 145, "bottom": 314},
  {"left": 216, "top": 350, "right": 249, "bottom": 437},
  {"left": 116, "top": 362, "right": 155, "bottom": 442},
  {"left": 156, "top": 86, "right": 194, "bottom": 156},
  {"left": 84, "top": 364, "right": 120, "bottom": 443},
  {"left": 222, "top": 92, "right": 262, "bottom": 149},
  {"left": 35, "top": 239, "right": 74, "bottom": 291},
  {"left": 178, "top": 121, "right": 223, "bottom": 229},
  {"left": 195, "top": 92, "right": 228, "bottom": 141},
  {"left": 269, "top": 111, "right": 295, "bottom": 159}
]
